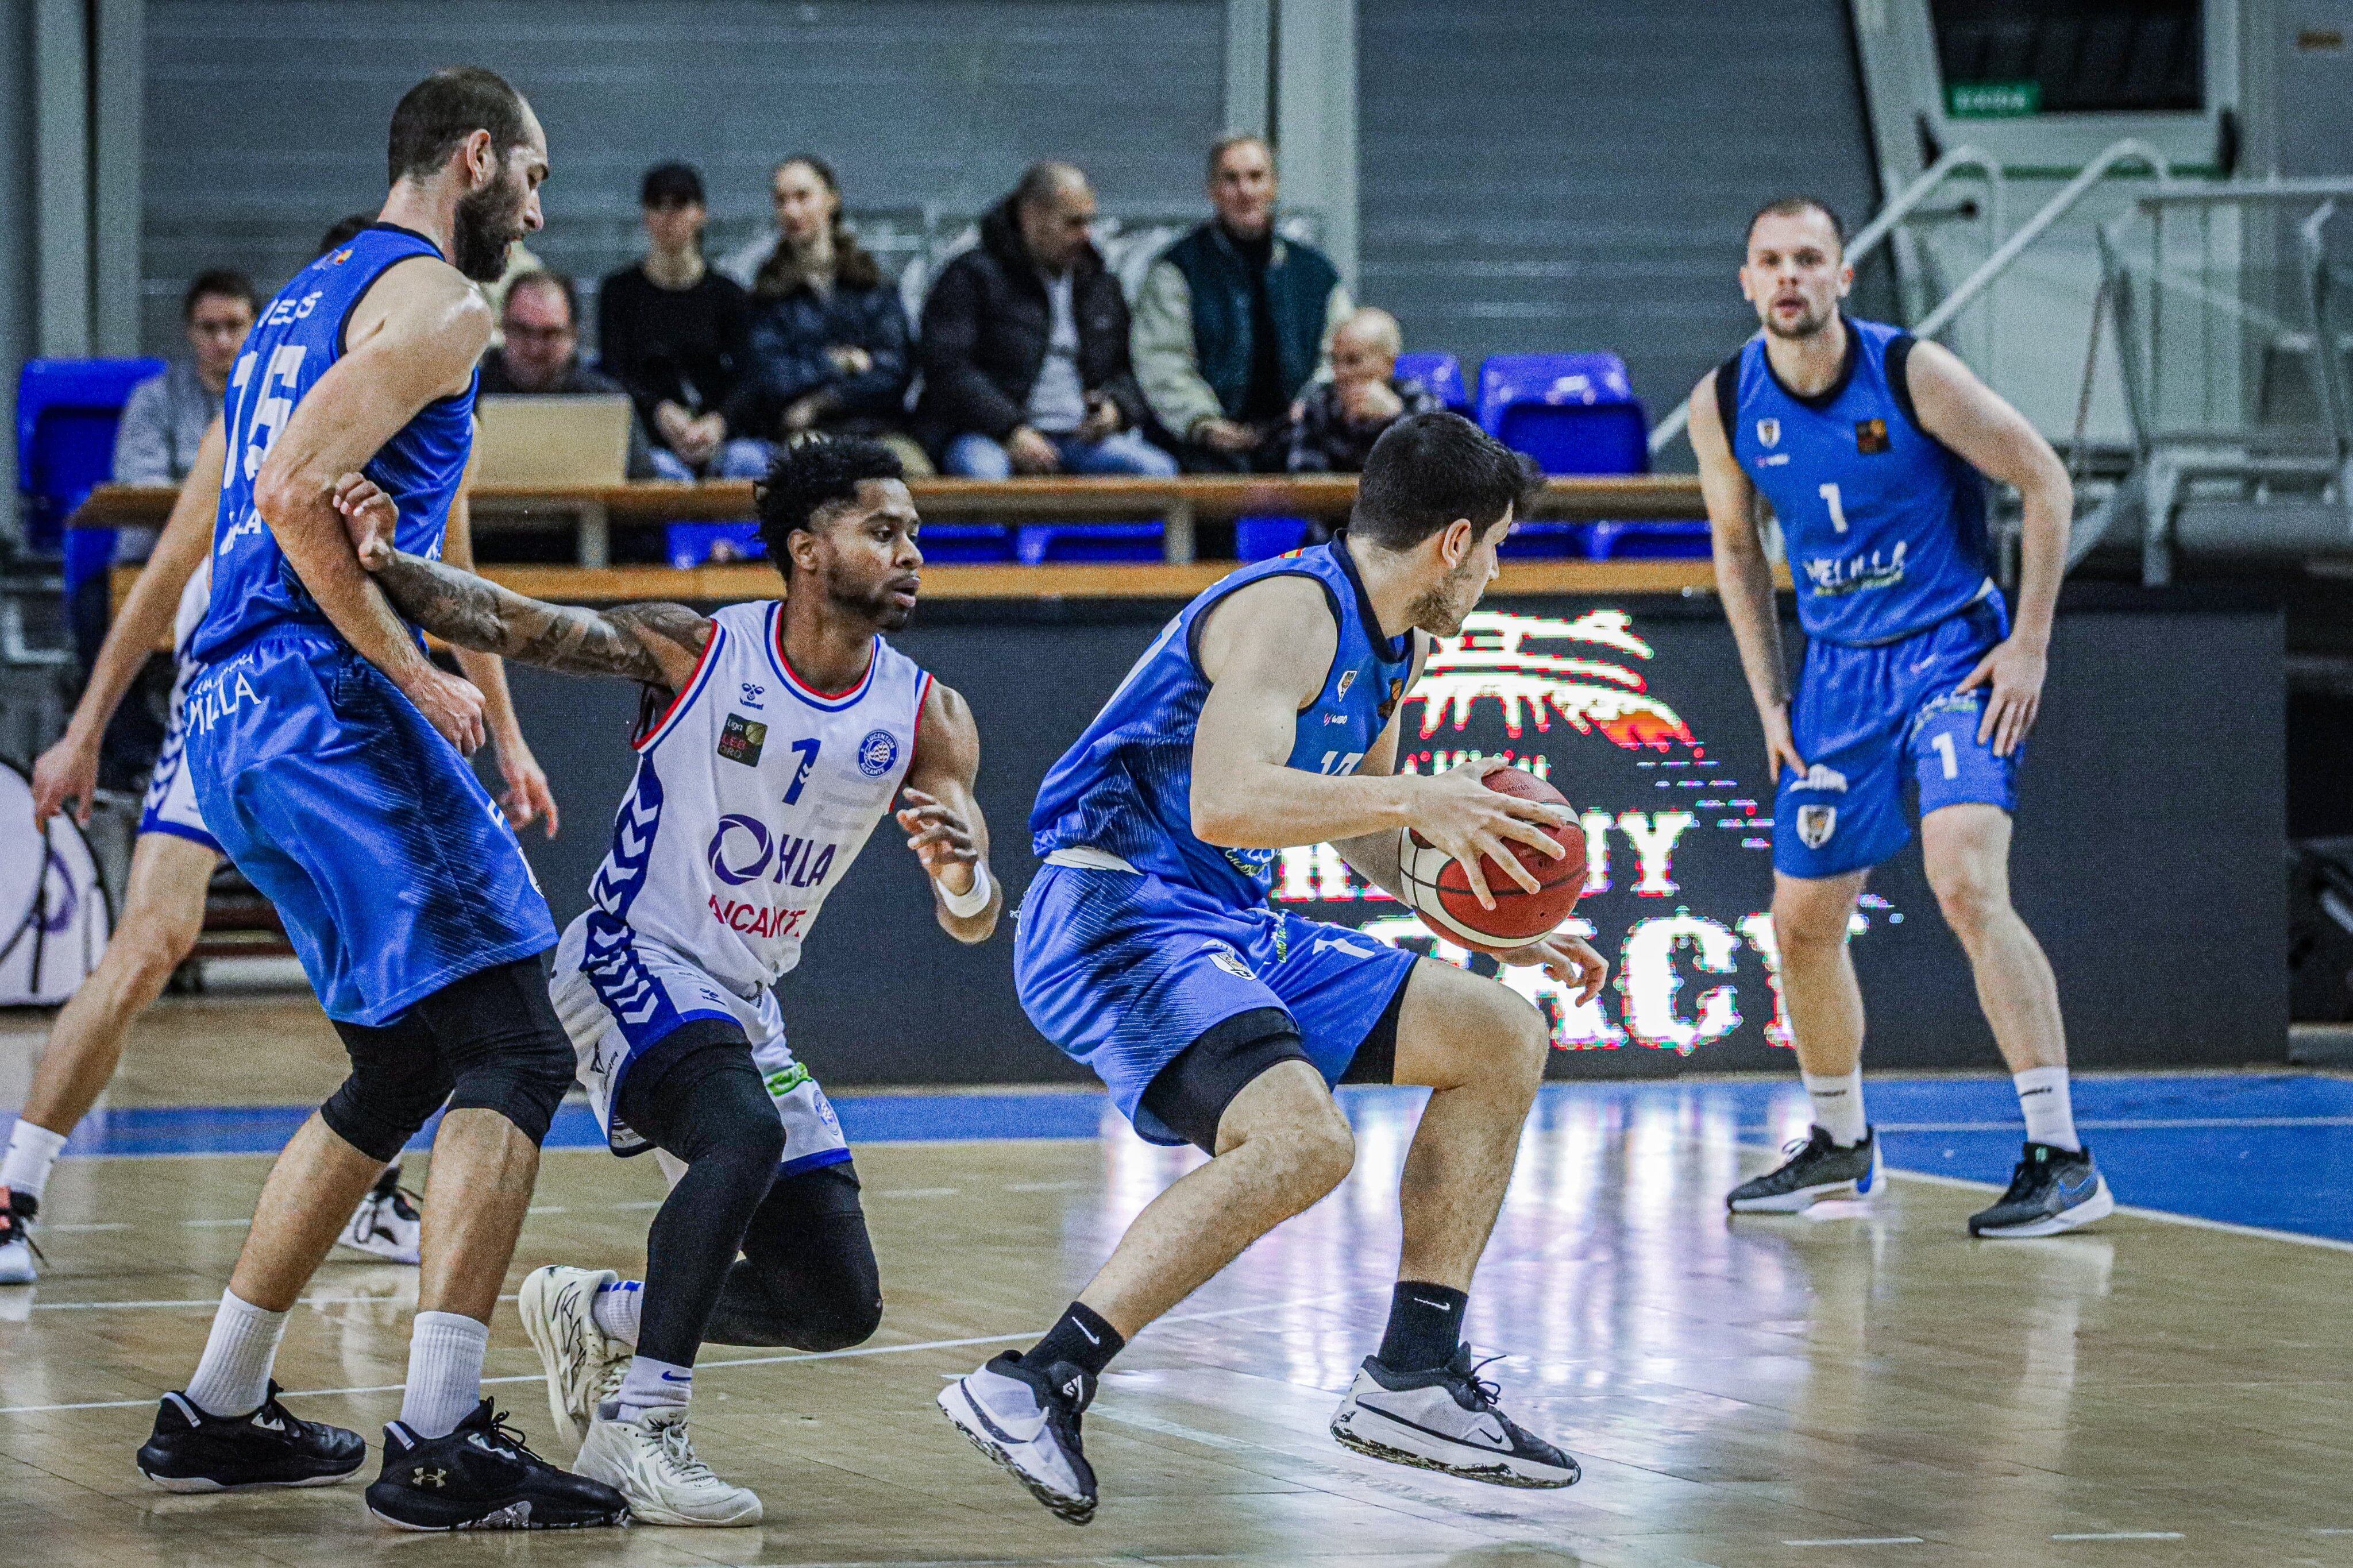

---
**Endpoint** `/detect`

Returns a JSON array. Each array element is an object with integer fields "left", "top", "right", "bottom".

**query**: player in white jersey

[
  {"left": 0, "top": 381, "right": 554, "bottom": 1286},
  {"left": 334, "top": 437, "right": 998, "bottom": 1525}
]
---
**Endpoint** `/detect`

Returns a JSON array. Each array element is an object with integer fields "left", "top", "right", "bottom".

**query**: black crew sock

[
  {"left": 1027, "top": 1301, "right": 1124, "bottom": 1381},
  {"left": 1378, "top": 1281, "right": 1468, "bottom": 1372}
]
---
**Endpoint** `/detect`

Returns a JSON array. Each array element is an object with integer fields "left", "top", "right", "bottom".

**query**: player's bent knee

[
  {"left": 425, "top": 959, "right": 578, "bottom": 1148},
  {"left": 796, "top": 1280, "right": 883, "bottom": 1353},
  {"left": 1929, "top": 871, "right": 2008, "bottom": 943},
  {"left": 1262, "top": 1100, "right": 1355, "bottom": 1206},
  {"left": 321, "top": 1065, "right": 452, "bottom": 1165},
  {"left": 1770, "top": 895, "right": 1851, "bottom": 956}
]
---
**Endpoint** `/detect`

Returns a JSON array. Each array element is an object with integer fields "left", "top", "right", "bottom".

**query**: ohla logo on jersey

[
  {"left": 1269, "top": 608, "right": 1904, "bottom": 1059},
  {"left": 707, "top": 813, "right": 838, "bottom": 891}
]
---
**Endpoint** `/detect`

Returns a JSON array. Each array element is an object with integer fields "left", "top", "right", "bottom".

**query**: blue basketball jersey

[
  {"left": 1718, "top": 316, "right": 1993, "bottom": 646},
  {"left": 193, "top": 223, "right": 477, "bottom": 662},
  {"left": 1030, "top": 540, "right": 1419, "bottom": 910}
]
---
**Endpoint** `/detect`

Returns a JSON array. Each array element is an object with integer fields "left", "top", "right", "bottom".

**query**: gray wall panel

[
  {"left": 1357, "top": 0, "right": 1884, "bottom": 451},
  {"left": 141, "top": 0, "right": 1222, "bottom": 349}
]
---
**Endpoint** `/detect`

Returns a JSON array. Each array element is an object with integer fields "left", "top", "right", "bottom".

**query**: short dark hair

[
  {"left": 1351, "top": 413, "right": 1541, "bottom": 550},
  {"left": 641, "top": 160, "right": 704, "bottom": 208},
  {"left": 502, "top": 269, "right": 577, "bottom": 325},
  {"left": 754, "top": 437, "right": 906, "bottom": 561},
  {"left": 1748, "top": 195, "right": 1846, "bottom": 253},
  {"left": 317, "top": 213, "right": 374, "bottom": 256},
  {"left": 183, "top": 269, "right": 257, "bottom": 319},
  {"left": 387, "top": 67, "right": 530, "bottom": 186}
]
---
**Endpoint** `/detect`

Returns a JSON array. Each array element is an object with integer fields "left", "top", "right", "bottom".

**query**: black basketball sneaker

[
  {"left": 0, "top": 1187, "right": 39, "bottom": 1285},
  {"left": 135, "top": 1383, "right": 367, "bottom": 1492},
  {"left": 1330, "top": 1345, "right": 1581, "bottom": 1488},
  {"left": 365, "top": 1399, "right": 629, "bottom": 1531},
  {"left": 1968, "top": 1142, "right": 2114, "bottom": 1238},
  {"left": 1726, "top": 1126, "right": 1881, "bottom": 1212}
]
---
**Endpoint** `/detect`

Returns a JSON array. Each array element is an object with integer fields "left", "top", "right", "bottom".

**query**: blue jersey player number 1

[{"left": 1692, "top": 196, "right": 2113, "bottom": 1242}]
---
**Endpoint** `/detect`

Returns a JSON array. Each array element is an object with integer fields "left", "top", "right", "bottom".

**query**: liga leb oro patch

[
  {"left": 1855, "top": 418, "right": 1890, "bottom": 454},
  {"left": 718, "top": 713, "right": 767, "bottom": 766}
]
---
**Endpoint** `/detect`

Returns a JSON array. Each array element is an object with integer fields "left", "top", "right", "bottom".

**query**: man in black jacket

[{"left": 915, "top": 164, "right": 1175, "bottom": 477}]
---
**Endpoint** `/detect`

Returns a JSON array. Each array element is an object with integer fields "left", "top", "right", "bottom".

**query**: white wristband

[{"left": 939, "top": 862, "right": 993, "bottom": 919}]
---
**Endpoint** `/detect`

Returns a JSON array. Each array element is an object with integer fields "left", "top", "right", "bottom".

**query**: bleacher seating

[
  {"left": 1394, "top": 352, "right": 1469, "bottom": 415},
  {"left": 1235, "top": 516, "right": 1313, "bottom": 561},
  {"left": 1476, "top": 353, "right": 1649, "bottom": 476},
  {"left": 1016, "top": 522, "right": 1164, "bottom": 565},
  {"left": 17, "top": 358, "right": 166, "bottom": 554}
]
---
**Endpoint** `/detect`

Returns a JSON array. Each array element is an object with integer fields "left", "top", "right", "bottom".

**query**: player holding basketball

[
  {"left": 130, "top": 69, "right": 626, "bottom": 1529},
  {"left": 333, "top": 437, "right": 995, "bottom": 1525},
  {"left": 940, "top": 412, "right": 1608, "bottom": 1524},
  {"left": 1692, "top": 197, "right": 2110, "bottom": 1237},
  {"left": 0, "top": 217, "right": 556, "bottom": 1285}
]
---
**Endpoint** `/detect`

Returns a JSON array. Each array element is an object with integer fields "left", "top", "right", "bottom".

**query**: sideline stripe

[{"left": 0, "top": 1286, "right": 1381, "bottom": 1418}]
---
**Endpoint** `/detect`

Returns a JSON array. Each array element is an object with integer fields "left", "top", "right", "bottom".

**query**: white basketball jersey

[{"left": 585, "top": 600, "right": 929, "bottom": 997}]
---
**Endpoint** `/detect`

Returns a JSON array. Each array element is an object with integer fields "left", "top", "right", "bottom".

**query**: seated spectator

[
  {"left": 598, "top": 161, "right": 766, "bottom": 478},
  {"left": 914, "top": 162, "right": 1173, "bottom": 478},
  {"left": 1286, "top": 307, "right": 1440, "bottom": 474},
  {"left": 114, "top": 269, "right": 256, "bottom": 558},
  {"left": 477, "top": 270, "right": 666, "bottom": 479},
  {"left": 1133, "top": 134, "right": 1352, "bottom": 472},
  {"left": 732, "top": 156, "right": 927, "bottom": 474}
]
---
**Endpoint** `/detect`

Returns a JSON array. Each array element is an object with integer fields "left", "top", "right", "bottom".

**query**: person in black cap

[{"left": 597, "top": 160, "right": 767, "bottom": 478}]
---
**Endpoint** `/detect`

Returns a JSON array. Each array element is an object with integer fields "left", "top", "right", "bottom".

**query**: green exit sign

[{"left": 1948, "top": 80, "right": 2042, "bottom": 117}]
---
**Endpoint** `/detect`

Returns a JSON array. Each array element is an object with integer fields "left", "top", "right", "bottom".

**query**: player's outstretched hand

[
  {"left": 1499, "top": 930, "right": 1608, "bottom": 1004},
  {"left": 30, "top": 731, "right": 99, "bottom": 827},
  {"left": 398, "top": 664, "right": 485, "bottom": 755},
  {"left": 897, "top": 786, "right": 980, "bottom": 882},
  {"left": 329, "top": 471, "right": 400, "bottom": 569},
  {"left": 1407, "top": 758, "right": 1574, "bottom": 912},
  {"left": 497, "top": 736, "right": 560, "bottom": 838},
  {"left": 1760, "top": 700, "right": 1807, "bottom": 785},
  {"left": 1956, "top": 635, "right": 2047, "bottom": 758}
]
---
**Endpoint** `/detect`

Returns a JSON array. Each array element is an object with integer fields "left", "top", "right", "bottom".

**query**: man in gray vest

[{"left": 1133, "top": 134, "right": 1352, "bottom": 472}]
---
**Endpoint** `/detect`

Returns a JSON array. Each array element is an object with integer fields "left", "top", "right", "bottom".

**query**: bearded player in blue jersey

[
  {"left": 1692, "top": 197, "right": 2109, "bottom": 1239},
  {"left": 130, "top": 69, "right": 625, "bottom": 1530},
  {"left": 939, "top": 414, "right": 1610, "bottom": 1524}
]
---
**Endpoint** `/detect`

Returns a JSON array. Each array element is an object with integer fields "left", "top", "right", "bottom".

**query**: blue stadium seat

[
  {"left": 1235, "top": 516, "right": 1313, "bottom": 561},
  {"left": 1499, "top": 522, "right": 1595, "bottom": 559},
  {"left": 1476, "top": 353, "right": 1649, "bottom": 476},
  {"left": 665, "top": 520, "right": 1017, "bottom": 567},
  {"left": 1394, "top": 352, "right": 1468, "bottom": 414},
  {"left": 915, "top": 523, "right": 1017, "bottom": 564},
  {"left": 16, "top": 357, "right": 168, "bottom": 553},
  {"left": 1584, "top": 519, "right": 1713, "bottom": 559},
  {"left": 1016, "top": 522, "right": 1164, "bottom": 565}
]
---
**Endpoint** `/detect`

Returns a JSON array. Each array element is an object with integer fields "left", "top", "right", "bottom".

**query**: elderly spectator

[
  {"left": 112, "top": 269, "right": 256, "bottom": 564},
  {"left": 1287, "top": 307, "right": 1440, "bottom": 474},
  {"left": 732, "top": 156, "right": 925, "bottom": 472},
  {"left": 477, "top": 270, "right": 666, "bottom": 479},
  {"left": 914, "top": 162, "right": 1171, "bottom": 477},
  {"left": 1134, "top": 134, "right": 1353, "bottom": 472},
  {"left": 598, "top": 162, "right": 766, "bottom": 478}
]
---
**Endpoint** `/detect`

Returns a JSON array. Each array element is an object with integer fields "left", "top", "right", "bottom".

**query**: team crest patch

[
  {"left": 1856, "top": 418, "right": 1890, "bottom": 454},
  {"left": 1200, "top": 939, "right": 1256, "bottom": 980},
  {"left": 1756, "top": 417, "right": 1780, "bottom": 448},
  {"left": 1796, "top": 804, "right": 1838, "bottom": 849},
  {"left": 857, "top": 728, "right": 899, "bottom": 777},
  {"left": 1379, "top": 678, "right": 1405, "bottom": 720},
  {"left": 1336, "top": 669, "right": 1358, "bottom": 700},
  {"left": 717, "top": 713, "right": 767, "bottom": 766}
]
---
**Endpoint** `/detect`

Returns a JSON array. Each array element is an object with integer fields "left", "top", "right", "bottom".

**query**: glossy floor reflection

[{"left": 2, "top": 998, "right": 2351, "bottom": 1565}]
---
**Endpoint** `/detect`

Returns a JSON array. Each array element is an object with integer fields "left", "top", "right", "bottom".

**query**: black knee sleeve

[
  {"left": 323, "top": 1013, "right": 455, "bottom": 1164},
  {"left": 707, "top": 1163, "right": 882, "bottom": 1352},
  {"left": 411, "top": 957, "right": 575, "bottom": 1148}
]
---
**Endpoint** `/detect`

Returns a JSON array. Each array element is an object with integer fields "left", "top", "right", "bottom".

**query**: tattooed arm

[{"left": 362, "top": 544, "right": 713, "bottom": 693}]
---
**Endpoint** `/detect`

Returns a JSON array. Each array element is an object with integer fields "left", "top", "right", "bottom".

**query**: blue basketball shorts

[
  {"left": 1775, "top": 598, "right": 2020, "bottom": 880},
  {"left": 1014, "top": 860, "right": 1418, "bottom": 1146},
  {"left": 183, "top": 629, "right": 557, "bottom": 1025}
]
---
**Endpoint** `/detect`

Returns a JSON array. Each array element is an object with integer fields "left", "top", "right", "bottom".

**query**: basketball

[{"left": 1398, "top": 767, "right": 1588, "bottom": 955}]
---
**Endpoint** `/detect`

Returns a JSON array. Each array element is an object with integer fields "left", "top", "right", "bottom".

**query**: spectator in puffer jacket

[{"left": 913, "top": 163, "right": 1174, "bottom": 477}]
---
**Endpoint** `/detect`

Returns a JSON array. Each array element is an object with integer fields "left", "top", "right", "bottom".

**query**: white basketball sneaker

[
  {"left": 937, "top": 1351, "right": 1098, "bottom": 1524},
  {"left": 517, "top": 1265, "right": 631, "bottom": 1446},
  {"left": 1330, "top": 1346, "right": 1581, "bottom": 1488},
  {"left": 334, "top": 1165, "right": 421, "bottom": 1264},
  {"left": 573, "top": 1405, "right": 760, "bottom": 1527},
  {"left": 0, "top": 1188, "right": 38, "bottom": 1285}
]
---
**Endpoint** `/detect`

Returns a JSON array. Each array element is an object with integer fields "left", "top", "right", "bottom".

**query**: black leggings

[{"left": 616, "top": 1028, "right": 881, "bottom": 1368}]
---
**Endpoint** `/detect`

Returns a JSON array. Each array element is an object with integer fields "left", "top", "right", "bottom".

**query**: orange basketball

[{"left": 1398, "top": 768, "right": 1588, "bottom": 956}]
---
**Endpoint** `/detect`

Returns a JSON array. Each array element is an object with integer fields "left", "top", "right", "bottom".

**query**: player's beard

[
  {"left": 828, "top": 568, "right": 914, "bottom": 632},
  {"left": 1764, "top": 293, "right": 1834, "bottom": 341},
  {"left": 1407, "top": 557, "right": 1482, "bottom": 638},
  {"left": 452, "top": 167, "right": 526, "bottom": 283}
]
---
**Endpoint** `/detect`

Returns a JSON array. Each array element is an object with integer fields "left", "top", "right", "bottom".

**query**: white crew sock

[
  {"left": 1, "top": 1120, "right": 67, "bottom": 1202},
  {"left": 1802, "top": 1068, "right": 1869, "bottom": 1147},
  {"left": 399, "top": 1311, "right": 489, "bottom": 1439},
  {"left": 591, "top": 1278, "right": 642, "bottom": 1346},
  {"left": 2013, "top": 1066, "right": 2081, "bottom": 1152},
  {"left": 610, "top": 1354, "right": 691, "bottom": 1422},
  {"left": 184, "top": 1290, "right": 288, "bottom": 1418}
]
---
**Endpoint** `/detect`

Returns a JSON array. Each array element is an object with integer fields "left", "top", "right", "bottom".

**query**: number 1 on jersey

[{"left": 1819, "top": 481, "right": 1850, "bottom": 534}]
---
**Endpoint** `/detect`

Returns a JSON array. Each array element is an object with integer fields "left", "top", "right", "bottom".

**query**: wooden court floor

[{"left": 5, "top": 996, "right": 2353, "bottom": 1567}]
